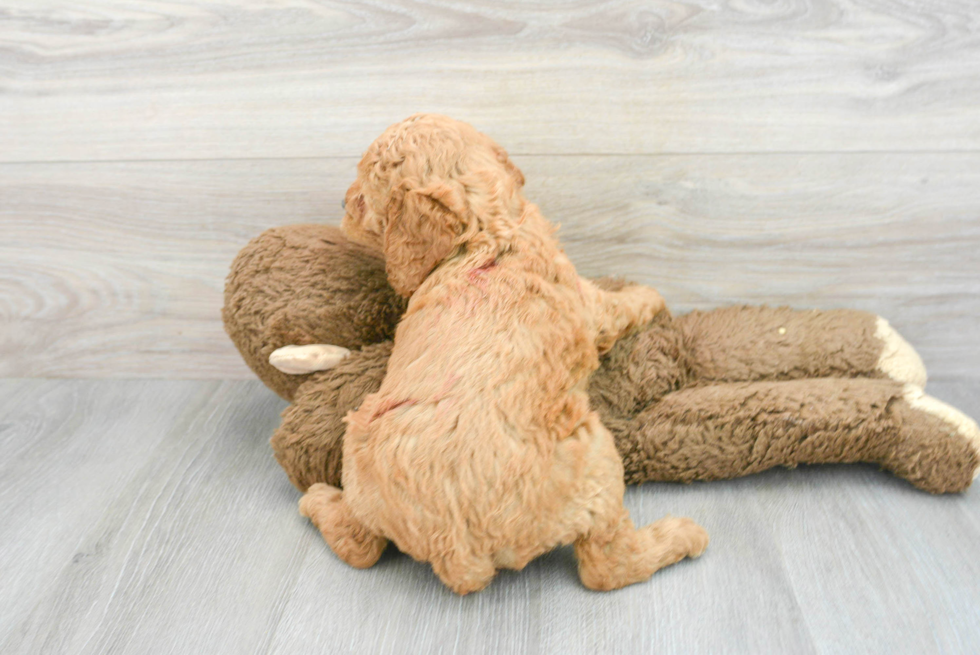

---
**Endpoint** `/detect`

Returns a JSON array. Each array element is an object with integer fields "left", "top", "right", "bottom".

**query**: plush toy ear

[{"left": 384, "top": 182, "right": 467, "bottom": 297}]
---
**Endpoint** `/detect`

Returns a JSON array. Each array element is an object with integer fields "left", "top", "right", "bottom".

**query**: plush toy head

[{"left": 222, "top": 224, "right": 405, "bottom": 402}]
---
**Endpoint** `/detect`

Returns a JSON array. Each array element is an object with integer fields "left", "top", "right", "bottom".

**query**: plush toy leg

[
  {"left": 615, "top": 378, "right": 979, "bottom": 493},
  {"left": 675, "top": 306, "right": 926, "bottom": 387},
  {"left": 569, "top": 415, "right": 708, "bottom": 591},
  {"left": 299, "top": 483, "right": 388, "bottom": 568}
]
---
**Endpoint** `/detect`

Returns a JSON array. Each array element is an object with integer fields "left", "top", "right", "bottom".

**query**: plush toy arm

[
  {"left": 611, "top": 377, "right": 979, "bottom": 494},
  {"left": 271, "top": 342, "right": 391, "bottom": 491},
  {"left": 675, "top": 306, "right": 927, "bottom": 388}
]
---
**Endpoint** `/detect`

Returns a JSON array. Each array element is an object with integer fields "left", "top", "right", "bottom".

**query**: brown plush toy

[{"left": 223, "top": 224, "right": 980, "bottom": 495}]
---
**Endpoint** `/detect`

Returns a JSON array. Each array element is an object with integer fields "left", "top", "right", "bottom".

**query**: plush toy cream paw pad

[
  {"left": 876, "top": 317, "right": 927, "bottom": 387},
  {"left": 904, "top": 384, "right": 980, "bottom": 478},
  {"left": 270, "top": 344, "right": 351, "bottom": 375}
]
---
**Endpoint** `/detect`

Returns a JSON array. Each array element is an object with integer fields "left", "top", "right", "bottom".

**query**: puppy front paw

[{"left": 625, "top": 285, "right": 666, "bottom": 326}]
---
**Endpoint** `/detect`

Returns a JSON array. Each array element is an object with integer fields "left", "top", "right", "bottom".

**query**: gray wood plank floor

[{"left": 2, "top": 378, "right": 979, "bottom": 654}]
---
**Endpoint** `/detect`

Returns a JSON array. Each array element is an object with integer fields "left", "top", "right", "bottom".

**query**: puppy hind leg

[
  {"left": 299, "top": 483, "right": 387, "bottom": 568},
  {"left": 569, "top": 416, "right": 707, "bottom": 591},
  {"left": 575, "top": 510, "right": 708, "bottom": 592}
]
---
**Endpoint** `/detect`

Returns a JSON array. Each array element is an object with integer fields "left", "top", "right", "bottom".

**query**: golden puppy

[{"left": 299, "top": 114, "right": 708, "bottom": 594}]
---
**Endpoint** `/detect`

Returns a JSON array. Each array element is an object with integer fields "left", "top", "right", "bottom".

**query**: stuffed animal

[{"left": 224, "top": 226, "right": 980, "bottom": 495}]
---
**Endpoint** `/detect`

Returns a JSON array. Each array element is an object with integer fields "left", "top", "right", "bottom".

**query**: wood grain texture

[
  {"left": 2, "top": 0, "right": 979, "bottom": 161},
  {"left": 2, "top": 154, "right": 978, "bottom": 379},
  {"left": 1, "top": 379, "right": 978, "bottom": 654}
]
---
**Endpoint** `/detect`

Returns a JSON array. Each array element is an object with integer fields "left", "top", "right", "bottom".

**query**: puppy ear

[
  {"left": 384, "top": 182, "right": 466, "bottom": 297},
  {"left": 494, "top": 146, "right": 525, "bottom": 188}
]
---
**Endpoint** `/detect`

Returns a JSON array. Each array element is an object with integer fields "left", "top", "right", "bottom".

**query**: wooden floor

[
  {"left": 2, "top": 1, "right": 980, "bottom": 653},
  {"left": 1, "top": 378, "right": 979, "bottom": 654}
]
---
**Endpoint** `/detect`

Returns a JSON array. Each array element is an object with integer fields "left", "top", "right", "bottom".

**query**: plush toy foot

[
  {"left": 270, "top": 344, "right": 351, "bottom": 374},
  {"left": 875, "top": 318, "right": 927, "bottom": 387},
  {"left": 299, "top": 483, "right": 387, "bottom": 568},
  {"left": 902, "top": 385, "right": 980, "bottom": 481},
  {"left": 575, "top": 515, "right": 708, "bottom": 591}
]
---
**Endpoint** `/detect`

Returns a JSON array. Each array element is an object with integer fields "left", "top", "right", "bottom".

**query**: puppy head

[{"left": 341, "top": 114, "right": 526, "bottom": 297}]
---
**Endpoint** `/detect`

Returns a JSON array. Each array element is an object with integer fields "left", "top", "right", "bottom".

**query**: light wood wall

[{"left": 2, "top": 1, "right": 978, "bottom": 380}]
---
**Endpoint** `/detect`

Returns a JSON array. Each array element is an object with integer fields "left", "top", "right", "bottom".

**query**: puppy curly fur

[{"left": 300, "top": 115, "right": 707, "bottom": 594}]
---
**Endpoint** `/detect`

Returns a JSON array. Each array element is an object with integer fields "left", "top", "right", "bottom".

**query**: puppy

[{"left": 299, "top": 114, "right": 708, "bottom": 594}]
